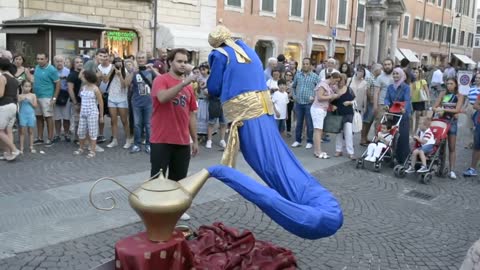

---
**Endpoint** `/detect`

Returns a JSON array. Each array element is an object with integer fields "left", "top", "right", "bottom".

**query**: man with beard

[
  {"left": 151, "top": 48, "right": 198, "bottom": 221},
  {"left": 153, "top": 48, "right": 168, "bottom": 75},
  {"left": 373, "top": 58, "right": 394, "bottom": 128}
]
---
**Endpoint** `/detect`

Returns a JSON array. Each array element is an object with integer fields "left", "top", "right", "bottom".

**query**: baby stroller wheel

[
  {"left": 356, "top": 159, "right": 363, "bottom": 169},
  {"left": 394, "top": 165, "right": 405, "bottom": 178},
  {"left": 374, "top": 162, "right": 382, "bottom": 172},
  {"left": 421, "top": 173, "right": 433, "bottom": 184}
]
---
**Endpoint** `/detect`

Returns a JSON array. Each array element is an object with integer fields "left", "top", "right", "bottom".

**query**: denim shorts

[
  {"left": 448, "top": 119, "right": 458, "bottom": 136},
  {"left": 418, "top": 144, "right": 434, "bottom": 155},
  {"left": 208, "top": 114, "right": 226, "bottom": 125},
  {"left": 474, "top": 126, "right": 480, "bottom": 150},
  {"left": 108, "top": 100, "right": 129, "bottom": 109}
]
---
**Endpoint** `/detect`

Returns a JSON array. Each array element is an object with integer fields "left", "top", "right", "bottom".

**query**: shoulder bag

[{"left": 352, "top": 100, "right": 363, "bottom": 133}]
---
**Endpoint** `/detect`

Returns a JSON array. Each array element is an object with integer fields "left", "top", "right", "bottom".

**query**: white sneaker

[
  {"left": 291, "top": 141, "right": 301, "bottom": 147},
  {"left": 206, "top": 140, "right": 212, "bottom": 149},
  {"left": 107, "top": 138, "right": 118, "bottom": 148},
  {"left": 219, "top": 140, "right": 227, "bottom": 148},
  {"left": 180, "top": 212, "right": 191, "bottom": 221},
  {"left": 449, "top": 171, "right": 457, "bottom": 179},
  {"left": 89, "top": 145, "right": 105, "bottom": 152},
  {"left": 305, "top": 143, "right": 313, "bottom": 149},
  {"left": 123, "top": 140, "right": 132, "bottom": 149}
]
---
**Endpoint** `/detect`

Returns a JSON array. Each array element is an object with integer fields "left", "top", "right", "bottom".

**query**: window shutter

[
  {"left": 227, "top": 0, "right": 241, "bottom": 7},
  {"left": 316, "top": 0, "right": 326, "bottom": 21},
  {"left": 262, "top": 0, "right": 274, "bottom": 12},
  {"left": 291, "top": 0, "right": 302, "bottom": 17},
  {"left": 357, "top": 3, "right": 365, "bottom": 28}
]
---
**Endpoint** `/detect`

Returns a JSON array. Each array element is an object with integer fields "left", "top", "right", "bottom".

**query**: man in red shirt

[{"left": 151, "top": 48, "right": 199, "bottom": 184}]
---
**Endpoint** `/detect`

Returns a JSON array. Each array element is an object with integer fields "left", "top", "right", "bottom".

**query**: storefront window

[
  {"left": 284, "top": 44, "right": 301, "bottom": 63},
  {"left": 104, "top": 30, "right": 138, "bottom": 58},
  {"left": 55, "top": 39, "right": 76, "bottom": 58},
  {"left": 78, "top": 39, "right": 98, "bottom": 57}
]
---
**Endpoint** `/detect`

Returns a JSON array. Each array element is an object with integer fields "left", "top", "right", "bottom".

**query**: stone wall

[
  {"left": 23, "top": 0, "right": 154, "bottom": 51},
  {"left": 0, "top": 0, "right": 20, "bottom": 49}
]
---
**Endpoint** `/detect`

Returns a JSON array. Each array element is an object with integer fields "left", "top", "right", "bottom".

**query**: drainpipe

[{"left": 153, "top": 0, "right": 158, "bottom": 56}]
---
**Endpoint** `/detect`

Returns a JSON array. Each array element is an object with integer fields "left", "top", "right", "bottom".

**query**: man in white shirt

[
  {"left": 430, "top": 66, "right": 444, "bottom": 100},
  {"left": 319, "top": 58, "right": 339, "bottom": 82},
  {"left": 95, "top": 48, "right": 112, "bottom": 144}
]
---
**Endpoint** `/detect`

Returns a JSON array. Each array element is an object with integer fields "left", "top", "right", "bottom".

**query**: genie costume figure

[{"left": 206, "top": 26, "right": 343, "bottom": 239}]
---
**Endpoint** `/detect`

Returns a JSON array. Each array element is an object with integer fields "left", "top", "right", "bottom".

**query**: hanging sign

[
  {"left": 106, "top": 31, "right": 137, "bottom": 42},
  {"left": 457, "top": 70, "right": 473, "bottom": 96}
]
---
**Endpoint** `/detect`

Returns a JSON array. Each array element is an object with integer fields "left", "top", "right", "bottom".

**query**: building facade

[
  {"left": 0, "top": 0, "right": 216, "bottom": 64},
  {"left": 473, "top": 8, "right": 480, "bottom": 64}
]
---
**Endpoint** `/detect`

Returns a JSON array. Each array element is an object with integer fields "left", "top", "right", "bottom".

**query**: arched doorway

[{"left": 255, "top": 40, "right": 274, "bottom": 68}]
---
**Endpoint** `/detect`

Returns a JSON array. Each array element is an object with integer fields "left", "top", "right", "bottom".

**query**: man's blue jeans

[
  {"left": 133, "top": 103, "right": 152, "bottom": 146},
  {"left": 294, "top": 103, "right": 313, "bottom": 144}
]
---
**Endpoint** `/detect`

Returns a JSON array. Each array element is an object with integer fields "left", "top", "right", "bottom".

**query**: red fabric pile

[{"left": 188, "top": 222, "right": 297, "bottom": 270}]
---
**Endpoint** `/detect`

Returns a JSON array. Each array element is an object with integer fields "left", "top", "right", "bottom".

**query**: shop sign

[{"left": 106, "top": 31, "right": 137, "bottom": 42}]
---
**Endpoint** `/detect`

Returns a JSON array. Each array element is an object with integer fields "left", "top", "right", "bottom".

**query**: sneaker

[
  {"left": 33, "top": 139, "right": 44, "bottom": 145},
  {"left": 95, "top": 145, "right": 105, "bottom": 153},
  {"left": 123, "top": 139, "right": 132, "bottom": 149},
  {"left": 52, "top": 136, "right": 61, "bottom": 143},
  {"left": 0, "top": 153, "right": 4, "bottom": 160},
  {"left": 44, "top": 140, "right": 54, "bottom": 147},
  {"left": 417, "top": 166, "right": 429, "bottom": 173},
  {"left": 405, "top": 166, "right": 416, "bottom": 173},
  {"left": 73, "top": 139, "right": 79, "bottom": 145},
  {"left": 145, "top": 145, "right": 151, "bottom": 154},
  {"left": 130, "top": 145, "right": 141, "bottom": 153},
  {"left": 305, "top": 143, "right": 313, "bottom": 149},
  {"left": 291, "top": 141, "right": 301, "bottom": 147},
  {"left": 107, "top": 138, "right": 118, "bottom": 148},
  {"left": 180, "top": 212, "right": 191, "bottom": 221},
  {"left": 219, "top": 140, "right": 227, "bottom": 148},
  {"left": 6, "top": 150, "right": 20, "bottom": 161},
  {"left": 449, "top": 171, "right": 457, "bottom": 179},
  {"left": 463, "top": 168, "right": 478, "bottom": 177},
  {"left": 64, "top": 135, "right": 71, "bottom": 143},
  {"left": 97, "top": 135, "right": 106, "bottom": 143},
  {"left": 206, "top": 140, "right": 212, "bottom": 149},
  {"left": 321, "top": 136, "right": 330, "bottom": 143}
]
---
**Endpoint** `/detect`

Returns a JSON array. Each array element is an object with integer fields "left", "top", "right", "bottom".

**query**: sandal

[
  {"left": 87, "top": 151, "right": 96, "bottom": 158},
  {"left": 349, "top": 155, "right": 356, "bottom": 160},
  {"left": 334, "top": 152, "right": 343, "bottom": 157},
  {"left": 30, "top": 147, "right": 37, "bottom": 154},
  {"left": 73, "top": 149, "right": 84, "bottom": 155}
]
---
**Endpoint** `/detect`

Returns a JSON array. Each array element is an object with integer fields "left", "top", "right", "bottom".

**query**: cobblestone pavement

[{"left": 1, "top": 160, "right": 479, "bottom": 270}]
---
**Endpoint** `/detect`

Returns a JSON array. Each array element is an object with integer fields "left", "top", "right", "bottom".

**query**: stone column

[
  {"left": 363, "top": 20, "right": 371, "bottom": 65},
  {"left": 390, "top": 20, "right": 400, "bottom": 61},
  {"left": 378, "top": 20, "right": 387, "bottom": 61},
  {"left": 369, "top": 18, "right": 381, "bottom": 65}
]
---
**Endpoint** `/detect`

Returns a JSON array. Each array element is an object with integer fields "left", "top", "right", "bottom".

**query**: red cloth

[
  {"left": 188, "top": 222, "right": 297, "bottom": 270},
  {"left": 115, "top": 230, "right": 194, "bottom": 270},
  {"left": 150, "top": 73, "right": 198, "bottom": 145},
  {"left": 115, "top": 223, "right": 297, "bottom": 270}
]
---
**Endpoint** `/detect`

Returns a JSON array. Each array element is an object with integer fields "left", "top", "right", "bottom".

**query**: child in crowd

[
  {"left": 365, "top": 123, "right": 393, "bottom": 162},
  {"left": 74, "top": 70, "right": 104, "bottom": 158},
  {"left": 406, "top": 117, "right": 435, "bottom": 173},
  {"left": 272, "top": 79, "right": 289, "bottom": 136},
  {"left": 18, "top": 80, "right": 37, "bottom": 153}
]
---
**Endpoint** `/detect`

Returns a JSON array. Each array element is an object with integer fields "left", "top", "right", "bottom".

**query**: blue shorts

[
  {"left": 448, "top": 119, "right": 458, "bottom": 136},
  {"left": 474, "top": 127, "right": 480, "bottom": 150},
  {"left": 276, "top": 119, "right": 286, "bottom": 132},
  {"left": 417, "top": 144, "right": 434, "bottom": 155},
  {"left": 208, "top": 114, "right": 227, "bottom": 125},
  {"left": 19, "top": 113, "right": 36, "bottom": 128}
]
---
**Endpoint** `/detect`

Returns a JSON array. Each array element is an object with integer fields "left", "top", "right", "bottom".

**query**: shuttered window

[
  {"left": 403, "top": 16, "right": 410, "bottom": 37},
  {"left": 338, "top": 0, "right": 348, "bottom": 25},
  {"left": 227, "top": 0, "right": 241, "bottom": 6},
  {"left": 291, "top": 0, "right": 302, "bottom": 17},
  {"left": 357, "top": 2, "right": 365, "bottom": 28},
  {"left": 316, "top": 0, "right": 326, "bottom": 22},
  {"left": 262, "top": 0, "right": 274, "bottom": 12}
]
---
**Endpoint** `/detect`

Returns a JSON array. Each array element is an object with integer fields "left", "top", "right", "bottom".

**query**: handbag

[
  {"left": 323, "top": 111, "right": 344, "bottom": 134},
  {"left": 419, "top": 89, "right": 429, "bottom": 102},
  {"left": 352, "top": 101, "right": 363, "bottom": 133},
  {"left": 56, "top": 90, "right": 70, "bottom": 106}
]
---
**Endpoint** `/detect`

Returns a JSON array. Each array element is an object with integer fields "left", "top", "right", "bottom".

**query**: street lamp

[{"left": 447, "top": 13, "right": 461, "bottom": 63}]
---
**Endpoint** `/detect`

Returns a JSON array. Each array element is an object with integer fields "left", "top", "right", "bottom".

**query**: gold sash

[{"left": 221, "top": 90, "right": 274, "bottom": 167}]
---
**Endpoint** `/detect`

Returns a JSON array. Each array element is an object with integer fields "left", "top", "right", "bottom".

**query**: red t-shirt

[{"left": 150, "top": 73, "right": 198, "bottom": 145}]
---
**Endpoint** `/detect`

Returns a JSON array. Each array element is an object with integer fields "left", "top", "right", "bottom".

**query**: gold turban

[{"left": 208, "top": 25, "right": 251, "bottom": 63}]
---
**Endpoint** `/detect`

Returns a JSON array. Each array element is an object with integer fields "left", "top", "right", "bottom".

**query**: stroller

[
  {"left": 393, "top": 118, "right": 450, "bottom": 184},
  {"left": 356, "top": 111, "right": 403, "bottom": 172}
]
